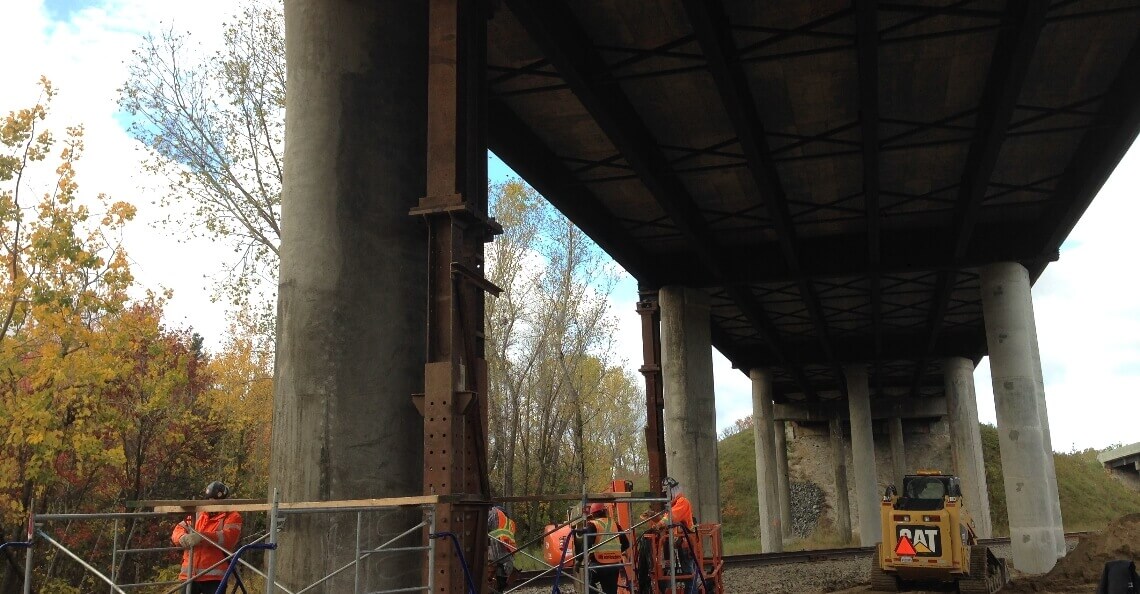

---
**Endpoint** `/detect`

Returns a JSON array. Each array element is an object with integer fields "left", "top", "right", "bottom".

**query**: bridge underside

[
  {"left": 486, "top": 0, "right": 1140, "bottom": 402},
  {"left": 270, "top": 1, "right": 1140, "bottom": 590}
]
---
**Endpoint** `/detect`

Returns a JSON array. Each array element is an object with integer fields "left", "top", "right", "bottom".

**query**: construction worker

[
  {"left": 660, "top": 477, "right": 694, "bottom": 532},
  {"left": 171, "top": 481, "right": 243, "bottom": 594},
  {"left": 577, "top": 502, "right": 630, "bottom": 594},
  {"left": 642, "top": 477, "right": 700, "bottom": 594},
  {"left": 487, "top": 505, "right": 517, "bottom": 592}
]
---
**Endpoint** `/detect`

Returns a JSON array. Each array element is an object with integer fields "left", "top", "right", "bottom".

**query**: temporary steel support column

[
  {"left": 637, "top": 293, "right": 668, "bottom": 493},
  {"left": 413, "top": 1, "right": 500, "bottom": 591}
]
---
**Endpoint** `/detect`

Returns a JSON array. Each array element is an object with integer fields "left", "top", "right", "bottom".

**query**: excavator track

[
  {"left": 958, "top": 546, "right": 1008, "bottom": 594},
  {"left": 869, "top": 547, "right": 899, "bottom": 592}
]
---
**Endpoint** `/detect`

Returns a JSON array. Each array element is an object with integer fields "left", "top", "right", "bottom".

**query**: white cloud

[
  {"left": 975, "top": 139, "right": 1140, "bottom": 452},
  {"left": 1, "top": 0, "right": 244, "bottom": 346}
]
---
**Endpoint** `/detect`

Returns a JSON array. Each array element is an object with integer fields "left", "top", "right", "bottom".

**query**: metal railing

[
  {"left": 7, "top": 490, "right": 445, "bottom": 594},
  {"left": 486, "top": 493, "right": 675, "bottom": 594}
]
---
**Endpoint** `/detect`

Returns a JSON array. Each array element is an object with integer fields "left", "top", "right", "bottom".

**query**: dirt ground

[{"left": 1003, "top": 513, "right": 1140, "bottom": 593}]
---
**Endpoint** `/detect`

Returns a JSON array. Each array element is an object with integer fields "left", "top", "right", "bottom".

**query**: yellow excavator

[{"left": 870, "top": 470, "right": 1009, "bottom": 593}]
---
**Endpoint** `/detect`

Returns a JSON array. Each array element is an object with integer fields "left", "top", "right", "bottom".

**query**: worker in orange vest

[
  {"left": 487, "top": 505, "right": 518, "bottom": 592},
  {"left": 643, "top": 477, "right": 700, "bottom": 594},
  {"left": 577, "top": 502, "right": 630, "bottom": 594},
  {"left": 171, "top": 481, "right": 243, "bottom": 594}
]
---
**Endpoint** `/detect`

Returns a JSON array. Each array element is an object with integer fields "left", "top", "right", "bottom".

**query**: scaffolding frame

[
  {"left": 486, "top": 492, "right": 675, "bottom": 594},
  {"left": 2, "top": 491, "right": 457, "bottom": 594}
]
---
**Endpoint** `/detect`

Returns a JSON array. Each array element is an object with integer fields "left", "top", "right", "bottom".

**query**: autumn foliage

[{"left": 0, "top": 80, "right": 272, "bottom": 593}]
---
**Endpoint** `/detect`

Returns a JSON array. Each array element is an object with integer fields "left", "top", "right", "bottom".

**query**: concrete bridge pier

[
  {"left": 774, "top": 420, "right": 793, "bottom": 539},
  {"left": 660, "top": 286, "right": 720, "bottom": 525},
  {"left": 269, "top": 1, "right": 427, "bottom": 591},
  {"left": 943, "top": 356, "right": 993, "bottom": 538},
  {"left": 750, "top": 368, "right": 782, "bottom": 552},
  {"left": 828, "top": 417, "right": 853, "bottom": 543},
  {"left": 981, "top": 262, "right": 1063, "bottom": 574},
  {"left": 888, "top": 417, "right": 906, "bottom": 486},
  {"left": 846, "top": 364, "right": 881, "bottom": 547}
]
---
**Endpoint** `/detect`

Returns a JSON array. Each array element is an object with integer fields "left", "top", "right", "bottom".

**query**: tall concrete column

[
  {"left": 828, "top": 418, "right": 852, "bottom": 543},
  {"left": 981, "top": 262, "right": 1061, "bottom": 573},
  {"left": 1025, "top": 284, "right": 1067, "bottom": 558},
  {"left": 846, "top": 364, "right": 881, "bottom": 546},
  {"left": 888, "top": 417, "right": 906, "bottom": 486},
  {"left": 269, "top": 2, "right": 427, "bottom": 592},
  {"left": 774, "top": 421, "right": 793, "bottom": 539},
  {"left": 660, "top": 286, "right": 719, "bottom": 525},
  {"left": 943, "top": 356, "right": 993, "bottom": 539},
  {"left": 750, "top": 368, "right": 782, "bottom": 552}
]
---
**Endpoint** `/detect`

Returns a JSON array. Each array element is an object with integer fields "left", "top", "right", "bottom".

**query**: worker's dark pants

[
  {"left": 585, "top": 563, "right": 622, "bottom": 594},
  {"left": 189, "top": 581, "right": 222, "bottom": 594}
]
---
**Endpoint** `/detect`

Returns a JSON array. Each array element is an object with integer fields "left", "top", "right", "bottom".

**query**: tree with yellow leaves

[{"left": 0, "top": 78, "right": 137, "bottom": 525}]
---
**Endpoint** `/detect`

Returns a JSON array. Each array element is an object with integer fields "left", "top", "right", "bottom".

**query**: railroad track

[{"left": 513, "top": 532, "right": 1089, "bottom": 588}]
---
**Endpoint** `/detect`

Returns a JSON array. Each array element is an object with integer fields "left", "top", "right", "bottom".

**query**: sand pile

[{"left": 1008, "top": 513, "right": 1140, "bottom": 591}]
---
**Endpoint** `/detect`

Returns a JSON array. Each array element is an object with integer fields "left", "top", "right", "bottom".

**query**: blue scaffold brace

[
  {"left": 213, "top": 542, "right": 278, "bottom": 594},
  {"left": 429, "top": 531, "right": 479, "bottom": 594}
]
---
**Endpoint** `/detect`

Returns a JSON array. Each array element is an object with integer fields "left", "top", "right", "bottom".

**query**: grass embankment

[
  {"left": 716, "top": 424, "right": 1140, "bottom": 551},
  {"left": 979, "top": 423, "right": 1140, "bottom": 535}
]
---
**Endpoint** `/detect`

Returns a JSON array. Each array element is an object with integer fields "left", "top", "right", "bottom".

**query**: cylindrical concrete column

[
  {"left": 774, "top": 420, "right": 793, "bottom": 539},
  {"left": 1025, "top": 288, "right": 1066, "bottom": 558},
  {"left": 846, "top": 364, "right": 881, "bottom": 546},
  {"left": 828, "top": 418, "right": 852, "bottom": 543},
  {"left": 943, "top": 356, "right": 994, "bottom": 539},
  {"left": 750, "top": 368, "right": 782, "bottom": 552},
  {"left": 888, "top": 417, "right": 906, "bottom": 487},
  {"left": 661, "top": 286, "right": 719, "bottom": 525},
  {"left": 269, "top": 3, "right": 427, "bottom": 591},
  {"left": 981, "top": 262, "right": 1060, "bottom": 574}
]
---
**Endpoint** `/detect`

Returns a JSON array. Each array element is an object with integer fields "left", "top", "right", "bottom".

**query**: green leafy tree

[
  {"left": 0, "top": 79, "right": 273, "bottom": 594},
  {"left": 119, "top": 0, "right": 284, "bottom": 318},
  {"left": 485, "top": 179, "right": 646, "bottom": 538}
]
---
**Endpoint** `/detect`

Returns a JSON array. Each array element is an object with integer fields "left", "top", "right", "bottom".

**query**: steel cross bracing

[
  {"left": 503, "top": 0, "right": 819, "bottom": 398},
  {"left": 486, "top": 0, "right": 1140, "bottom": 406}
]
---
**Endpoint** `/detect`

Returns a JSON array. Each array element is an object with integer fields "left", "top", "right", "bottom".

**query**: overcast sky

[{"left": 4, "top": 0, "right": 1136, "bottom": 452}]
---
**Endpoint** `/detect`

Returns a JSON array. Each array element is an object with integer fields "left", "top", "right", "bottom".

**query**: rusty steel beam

[
  {"left": 636, "top": 294, "right": 667, "bottom": 495},
  {"left": 737, "top": 329, "right": 987, "bottom": 370},
  {"left": 487, "top": 100, "right": 660, "bottom": 284},
  {"left": 505, "top": 0, "right": 815, "bottom": 397},
  {"left": 683, "top": 0, "right": 844, "bottom": 392},
  {"left": 643, "top": 221, "right": 1058, "bottom": 287},
  {"left": 911, "top": 1, "right": 1047, "bottom": 397},
  {"left": 414, "top": 0, "right": 498, "bottom": 591}
]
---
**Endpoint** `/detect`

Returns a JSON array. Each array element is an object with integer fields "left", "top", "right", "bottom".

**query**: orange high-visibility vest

[
  {"left": 669, "top": 495, "right": 694, "bottom": 532},
  {"left": 171, "top": 511, "right": 243, "bottom": 582}
]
